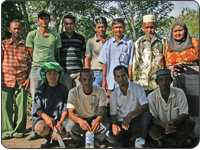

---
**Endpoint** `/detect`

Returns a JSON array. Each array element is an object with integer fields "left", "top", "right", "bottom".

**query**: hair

[
  {"left": 93, "top": 17, "right": 107, "bottom": 27},
  {"left": 62, "top": 15, "right": 76, "bottom": 24},
  {"left": 112, "top": 18, "right": 125, "bottom": 26},
  {"left": 10, "top": 20, "right": 22, "bottom": 27},
  {"left": 80, "top": 68, "right": 94, "bottom": 77},
  {"left": 113, "top": 65, "right": 129, "bottom": 77},
  {"left": 155, "top": 75, "right": 173, "bottom": 84}
]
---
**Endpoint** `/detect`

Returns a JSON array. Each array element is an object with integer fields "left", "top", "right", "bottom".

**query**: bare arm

[
  {"left": 102, "top": 63, "right": 108, "bottom": 90},
  {"left": 68, "top": 108, "right": 91, "bottom": 131},
  {"left": 37, "top": 110, "right": 55, "bottom": 130},
  {"left": 128, "top": 65, "right": 133, "bottom": 82},
  {"left": 54, "top": 48, "right": 59, "bottom": 62},
  {"left": 110, "top": 115, "right": 121, "bottom": 135},
  {"left": 84, "top": 56, "right": 91, "bottom": 68},
  {"left": 27, "top": 47, "right": 33, "bottom": 58}
]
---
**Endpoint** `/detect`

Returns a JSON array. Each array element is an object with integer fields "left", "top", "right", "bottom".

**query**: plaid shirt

[{"left": 2, "top": 38, "right": 32, "bottom": 88}]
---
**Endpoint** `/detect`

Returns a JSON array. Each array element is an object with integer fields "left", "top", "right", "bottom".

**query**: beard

[{"left": 146, "top": 34, "right": 154, "bottom": 41}]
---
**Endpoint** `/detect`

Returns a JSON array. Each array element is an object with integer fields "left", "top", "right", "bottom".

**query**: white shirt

[{"left": 110, "top": 82, "right": 149, "bottom": 121}]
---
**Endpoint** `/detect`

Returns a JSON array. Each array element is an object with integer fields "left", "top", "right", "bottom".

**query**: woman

[
  {"left": 164, "top": 20, "right": 199, "bottom": 146},
  {"left": 32, "top": 62, "right": 68, "bottom": 148}
]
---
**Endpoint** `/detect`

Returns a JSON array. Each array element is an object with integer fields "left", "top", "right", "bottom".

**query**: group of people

[{"left": 2, "top": 9, "right": 199, "bottom": 148}]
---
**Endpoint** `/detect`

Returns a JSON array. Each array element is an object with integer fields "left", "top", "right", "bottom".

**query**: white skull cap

[{"left": 143, "top": 14, "right": 156, "bottom": 23}]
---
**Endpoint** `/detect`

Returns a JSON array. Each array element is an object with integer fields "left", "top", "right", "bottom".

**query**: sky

[{"left": 169, "top": 1, "right": 199, "bottom": 17}]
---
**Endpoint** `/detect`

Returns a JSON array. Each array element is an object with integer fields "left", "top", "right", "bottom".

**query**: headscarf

[
  {"left": 40, "top": 62, "right": 64, "bottom": 85},
  {"left": 169, "top": 20, "right": 193, "bottom": 52}
]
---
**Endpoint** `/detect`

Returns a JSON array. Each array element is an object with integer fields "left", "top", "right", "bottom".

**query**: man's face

[
  {"left": 46, "top": 70, "right": 60, "bottom": 86},
  {"left": 111, "top": 23, "right": 125, "bottom": 38},
  {"left": 172, "top": 25, "right": 185, "bottom": 41},
  {"left": 37, "top": 15, "right": 51, "bottom": 28},
  {"left": 114, "top": 68, "right": 129, "bottom": 87},
  {"left": 141, "top": 22, "right": 157, "bottom": 40},
  {"left": 79, "top": 72, "right": 95, "bottom": 91},
  {"left": 63, "top": 18, "right": 75, "bottom": 34},
  {"left": 157, "top": 75, "right": 172, "bottom": 91},
  {"left": 9, "top": 22, "right": 23, "bottom": 39},
  {"left": 94, "top": 23, "right": 107, "bottom": 37}
]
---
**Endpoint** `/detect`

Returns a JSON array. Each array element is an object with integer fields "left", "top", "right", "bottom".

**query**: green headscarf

[{"left": 40, "top": 62, "right": 64, "bottom": 85}]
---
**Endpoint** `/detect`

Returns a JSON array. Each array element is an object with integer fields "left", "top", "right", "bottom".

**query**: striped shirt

[
  {"left": 60, "top": 32, "right": 86, "bottom": 74},
  {"left": 98, "top": 36, "right": 134, "bottom": 90},
  {"left": 2, "top": 38, "right": 32, "bottom": 87}
]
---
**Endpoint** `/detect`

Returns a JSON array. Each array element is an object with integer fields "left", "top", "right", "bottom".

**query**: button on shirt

[
  {"left": 2, "top": 38, "right": 32, "bottom": 87},
  {"left": 110, "top": 82, "right": 149, "bottom": 121},
  {"left": 98, "top": 37, "right": 134, "bottom": 90},
  {"left": 147, "top": 87, "right": 188, "bottom": 122}
]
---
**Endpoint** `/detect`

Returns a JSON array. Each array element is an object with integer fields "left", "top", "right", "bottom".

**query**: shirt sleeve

[
  {"left": 109, "top": 92, "right": 118, "bottom": 115},
  {"left": 178, "top": 89, "right": 189, "bottom": 115},
  {"left": 32, "top": 88, "right": 43, "bottom": 117},
  {"left": 26, "top": 31, "right": 34, "bottom": 48},
  {"left": 132, "top": 41, "right": 140, "bottom": 81},
  {"left": 137, "top": 84, "right": 149, "bottom": 105},
  {"left": 128, "top": 41, "right": 134, "bottom": 66},
  {"left": 85, "top": 39, "right": 92, "bottom": 57},
  {"left": 81, "top": 36, "right": 86, "bottom": 52},
  {"left": 2, "top": 41, "right": 5, "bottom": 60},
  {"left": 147, "top": 93, "right": 158, "bottom": 118},
  {"left": 55, "top": 34, "right": 62, "bottom": 49},
  {"left": 97, "top": 40, "right": 108, "bottom": 64},
  {"left": 62, "top": 86, "right": 69, "bottom": 113},
  {"left": 66, "top": 89, "right": 76, "bottom": 109},
  {"left": 98, "top": 89, "right": 107, "bottom": 107}
]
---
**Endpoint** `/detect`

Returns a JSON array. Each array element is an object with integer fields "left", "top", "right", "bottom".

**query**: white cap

[{"left": 143, "top": 14, "right": 156, "bottom": 23}]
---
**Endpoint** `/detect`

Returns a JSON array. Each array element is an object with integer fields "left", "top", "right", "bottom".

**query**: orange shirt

[{"left": 165, "top": 38, "right": 199, "bottom": 67}]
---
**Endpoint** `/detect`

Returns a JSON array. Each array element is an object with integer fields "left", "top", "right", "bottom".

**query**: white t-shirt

[
  {"left": 67, "top": 85, "right": 107, "bottom": 118},
  {"left": 110, "top": 82, "right": 149, "bottom": 121}
]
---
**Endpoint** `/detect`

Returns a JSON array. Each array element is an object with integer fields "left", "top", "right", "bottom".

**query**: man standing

[
  {"left": 66, "top": 69, "right": 110, "bottom": 148},
  {"left": 60, "top": 15, "right": 86, "bottom": 91},
  {"left": 132, "top": 14, "right": 168, "bottom": 96},
  {"left": 2, "top": 20, "right": 32, "bottom": 139},
  {"left": 85, "top": 17, "right": 110, "bottom": 87},
  {"left": 26, "top": 10, "right": 62, "bottom": 140},
  {"left": 106, "top": 65, "right": 151, "bottom": 148},
  {"left": 148, "top": 69, "right": 195, "bottom": 148},
  {"left": 98, "top": 18, "right": 134, "bottom": 104}
]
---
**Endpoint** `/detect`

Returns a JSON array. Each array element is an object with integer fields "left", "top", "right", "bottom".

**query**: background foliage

[{"left": 2, "top": 1, "right": 199, "bottom": 41}]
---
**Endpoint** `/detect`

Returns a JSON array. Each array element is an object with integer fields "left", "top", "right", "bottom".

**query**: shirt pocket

[
  {"left": 119, "top": 52, "right": 129, "bottom": 65},
  {"left": 17, "top": 50, "right": 27, "bottom": 63}
]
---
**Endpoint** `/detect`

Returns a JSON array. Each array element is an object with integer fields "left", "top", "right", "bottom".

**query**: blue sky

[{"left": 169, "top": 1, "right": 199, "bottom": 17}]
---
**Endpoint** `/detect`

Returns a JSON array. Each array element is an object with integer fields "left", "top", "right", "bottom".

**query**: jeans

[{"left": 93, "top": 71, "right": 103, "bottom": 87}]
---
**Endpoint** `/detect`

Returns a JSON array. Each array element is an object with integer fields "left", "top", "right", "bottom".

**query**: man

[
  {"left": 98, "top": 18, "right": 134, "bottom": 104},
  {"left": 106, "top": 65, "right": 152, "bottom": 148},
  {"left": 66, "top": 69, "right": 110, "bottom": 148},
  {"left": 2, "top": 20, "right": 32, "bottom": 139},
  {"left": 60, "top": 15, "right": 86, "bottom": 91},
  {"left": 85, "top": 17, "right": 110, "bottom": 87},
  {"left": 26, "top": 10, "right": 62, "bottom": 140},
  {"left": 148, "top": 69, "right": 195, "bottom": 148},
  {"left": 132, "top": 14, "right": 168, "bottom": 96}
]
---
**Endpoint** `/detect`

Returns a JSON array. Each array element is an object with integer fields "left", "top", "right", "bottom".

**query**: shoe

[
  {"left": 135, "top": 137, "right": 145, "bottom": 148},
  {"left": 26, "top": 131, "right": 37, "bottom": 140},
  {"left": 69, "top": 140, "right": 80, "bottom": 148},
  {"left": 41, "top": 135, "right": 51, "bottom": 148},
  {"left": 14, "top": 134, "right": 24, "bottom": 138},
  {"left": 2, "top": 136, "right": 11, "bottom": 140},
  {"left": 95, "top": 141, "right": 106, "bottom": 148},
  {"left": 52, "top": 140, "right": 59, "bottom": 147}
]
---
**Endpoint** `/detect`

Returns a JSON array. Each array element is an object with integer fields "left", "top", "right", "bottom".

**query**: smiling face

[
  {"left": 46, "top": 70, "right": 60, "bottom": 86},
  {"left": 142, "top": 22, "right": 157, "bottom": 40},
  {"left": 9, "top": 22, "right": 23, "bottom": 39},
  {"left": 63, "top": 18, "right": 76, "bottom": 34},
  {"left": 111, "top": 23, "right": 125, "bottom": 39},
  {"left": 37, "top": 15, "right": 51, "bottom": 28},
  {"left": 172, "top": 25, "right": 185, "bottom": 41},
  {"left": 114, "top": 68, "right": 129, "bottom": 87},
  {"left": 94, "top": 23, "right": 107, "bottom": 37}
]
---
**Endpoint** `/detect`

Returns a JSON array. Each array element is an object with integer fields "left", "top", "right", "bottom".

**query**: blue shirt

[{"left": 98, "top": 36, "right": 134, "bottom": 90}]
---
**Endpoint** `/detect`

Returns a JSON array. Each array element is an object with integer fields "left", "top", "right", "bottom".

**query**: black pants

[
  {"left": 149, "top": 118, "right": 195, "bottom": 147},
  {"left": 106, "top": 111, "right": 152, "bottom": 145}
]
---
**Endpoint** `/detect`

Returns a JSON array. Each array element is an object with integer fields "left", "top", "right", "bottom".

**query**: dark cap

[{"left": 38, "top": 10, "right": 50, "bottom": 19}]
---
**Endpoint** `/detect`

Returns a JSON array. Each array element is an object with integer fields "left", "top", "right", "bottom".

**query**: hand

[
  {"left": 44, "top": 116, "right": 55, "bottom": 130},
  {"left": 174, "top": 64, "right": 184, "bottom": 73},
  {"left": 102, "top": 79, "right": 108, "bottom": 90},
  {"left": 91, "top": 119, "right": 100, "bottom": 133},
  {"left": 122, "top": 113, "right": 132, "bottom": 130},
  {"left": 23, "top": 78, "right": 30, "bottom": 90},
  {"left": 79, "top": 119, "right": 91, "bottom": 131},
  {"left": 56, "top": 121, "right": 63, "bottom": 132},
  {"left": 163, "top": 122, "right": 177, "bottom": 134},
  {"left": 112, "top": 124, "right": 121, "bottom": 136}
]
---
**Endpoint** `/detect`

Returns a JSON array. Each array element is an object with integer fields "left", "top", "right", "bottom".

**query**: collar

[
  {"left": 9, "top": 38, "right": 25, "bottom": 45},
  {"left": 112, "top": 36, "right": 128, "bottom": 45},
  {"left": 118, "top": 82, "right": 133, "bottom": 97},
  {"left": 94, "top": 34, "right": 110, "bottom": 43},
  {"left": 156, "top": 87, "right": 176, "bottom": 100}
]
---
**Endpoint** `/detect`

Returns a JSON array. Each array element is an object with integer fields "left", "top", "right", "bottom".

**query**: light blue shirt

[{"left": 98, "top": 36, "right": 134, "bottom": 90}]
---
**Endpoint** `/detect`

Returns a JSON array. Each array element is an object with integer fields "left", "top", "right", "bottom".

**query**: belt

[{"left": 92, "top": 69, "right": 102, "bottom": 72}]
